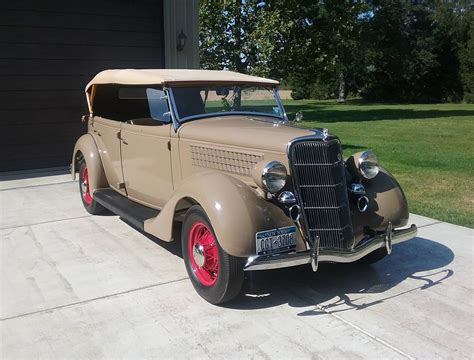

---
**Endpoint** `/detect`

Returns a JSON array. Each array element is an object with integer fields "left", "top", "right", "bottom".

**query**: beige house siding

[{"left": 163, "top": 0, "right": 200, "bottom": 69}]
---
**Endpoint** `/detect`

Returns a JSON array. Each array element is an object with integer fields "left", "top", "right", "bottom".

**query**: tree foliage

[
  {"left": 361, "top": 1, "right": 469, "bottom": 102},
  {"left": 199, "top": 0, "right": 289, "bottom": 77},
  {"left": 199, "top": 0, "right": 473, "bottom": 103},
  {"left": 459, "top": 11, "right": 474, "bottom": 102}
]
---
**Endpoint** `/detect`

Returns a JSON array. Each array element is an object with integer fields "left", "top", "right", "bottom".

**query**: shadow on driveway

[
  {"left": 126, "top": 217, "right": 454, "bottom": 313},
  {"left": 228, "top": 237, "right": 454, "bottom": 312}
]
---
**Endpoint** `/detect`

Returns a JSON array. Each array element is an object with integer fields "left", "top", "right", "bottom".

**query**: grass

[{"left": 282, "top": 100, "right": 474, "bottom": 228}]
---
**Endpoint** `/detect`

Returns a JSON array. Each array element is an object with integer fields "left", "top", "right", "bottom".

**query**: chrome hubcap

[
  {"left": 192, "top": 243, "right": 205, "bottom": 267},
  {"left": 80, "top": 180, "right": 88, "bottom": 193}
]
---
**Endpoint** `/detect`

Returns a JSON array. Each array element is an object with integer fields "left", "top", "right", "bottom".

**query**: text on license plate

[{"left": 256, "top": 226, "right": 297, "bottom": 255}]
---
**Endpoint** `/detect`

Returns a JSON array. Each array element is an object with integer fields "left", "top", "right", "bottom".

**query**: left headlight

[
  {"left": 358, "top": 150, "right": 379, "bottom": 179},
  {"left": 259, "top": 161, "right": 288, "bottom": 194}
]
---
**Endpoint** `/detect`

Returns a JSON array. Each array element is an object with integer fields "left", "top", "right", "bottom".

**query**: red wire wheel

[
  {"left": 181, "top": 205, "right": 244, "bottom": 304},
  {"left": 77, "top": 159, "right": 106, "bottom": 215},
  {"left": 187, "top": 221, "right": 219, "bottom": 287},
  {"left": 79, "top": 164, "right": 93, "bottom": 205}
]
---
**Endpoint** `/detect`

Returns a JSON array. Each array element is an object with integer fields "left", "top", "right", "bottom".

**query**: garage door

[{"left": 0, "top": 0, "right": 164, "bottom": 171}]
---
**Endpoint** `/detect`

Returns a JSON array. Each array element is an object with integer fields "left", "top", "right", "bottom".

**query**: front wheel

[{"left": 182, "top": 205, "right": 244, "bottom": 304}]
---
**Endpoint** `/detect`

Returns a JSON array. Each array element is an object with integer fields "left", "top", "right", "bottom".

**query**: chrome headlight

[
  {"left": 358, "top": 150, "right": 379, "bottom": 179},
  {"left": 261, "top": 161, "right": 287, "bottom": 193}
]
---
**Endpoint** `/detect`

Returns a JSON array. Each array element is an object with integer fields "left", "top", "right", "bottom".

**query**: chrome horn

[
  {"left": 357, "top": 196, "right": 369, "bottom": 212},
  {"left": 349, "top": 183, "right": 369, "bottom": 213}
]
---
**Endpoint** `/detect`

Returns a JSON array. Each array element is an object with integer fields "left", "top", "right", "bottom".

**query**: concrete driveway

[{"left": 1, "top": 170, "right": 473, "bottom": 359}]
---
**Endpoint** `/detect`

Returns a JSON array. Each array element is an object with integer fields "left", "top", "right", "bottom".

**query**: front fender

[
  {"left": 71, "top": 134, "right": 108, "bottom": 194},
  {"left": 352, "top": 167, "right": 409, "bottom": 237},
  {"left": 144, "top": 172, "right": 301, "bottom": 257}
]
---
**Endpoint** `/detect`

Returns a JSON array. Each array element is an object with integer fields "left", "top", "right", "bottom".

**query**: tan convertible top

[
  {"left": 86, "top": 69, "right": 278, "bottom": 90},
  {"left": 85, "top": 69, "right": 279, "bottom": 113}
]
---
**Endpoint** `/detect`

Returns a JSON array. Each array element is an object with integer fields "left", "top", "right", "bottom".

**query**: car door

[
  {"left": 120, "top": 122, "right": 174, "bottom": 208},
  {"left": 120, "top": 88, "right": 174, "bottom": 208},
  {"left": 91, "top": 116, "right": 126, "bottom": 195}
]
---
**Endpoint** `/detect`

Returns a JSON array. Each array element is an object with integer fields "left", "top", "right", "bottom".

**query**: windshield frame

[{"left": 166, "top": 84, "right": 287, "bottom": 126}]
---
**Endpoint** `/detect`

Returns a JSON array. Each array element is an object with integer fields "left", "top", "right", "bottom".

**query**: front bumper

[{"left": 244, "top": 224, "right": 417, "bottom": 271}]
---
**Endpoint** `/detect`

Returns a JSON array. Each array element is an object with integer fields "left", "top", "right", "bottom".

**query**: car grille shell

[{"left": 289, "top": 138, "right": 353, "bottom": 249}]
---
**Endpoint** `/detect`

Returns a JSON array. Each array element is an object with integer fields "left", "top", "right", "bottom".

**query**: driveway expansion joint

[
  {"left": 1, "top": 277, "right": 189, "bottom": 322},
  {"left": 0, "top": 180, "right": 76, "bottom": 192},
  {"left": 0, "top": 215, "right": 92, "bottom": 230},
  {"left": 315, "top": 304, "right": 415, "bottom": 359},
  {"left": 292, "top": 289, "right": 415, "bottom": 359},
  {"left": 417, "top": 221, "right": 443, "bottom": 229}
]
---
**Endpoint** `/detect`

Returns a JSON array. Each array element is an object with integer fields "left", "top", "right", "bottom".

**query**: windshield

[{"left": 169, "top": 85, "right": 285, "bottom": 122}]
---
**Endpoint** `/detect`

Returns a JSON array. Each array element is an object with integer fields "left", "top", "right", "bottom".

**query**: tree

[
  {"left": 199, "top": 0, "right": 473, "bottom": 102},
  {"left": 199, "top": 0, "right": 289, "bottom": 77},
  {"left": 314, "top": 1, "right": 369, "bottom": 101},
  {"left": 431, "top": 3, "right": 465, "bottom": 102},
  {"left": 272, "top": 1, "right": 368, "bottom": 101},
  {"left": 460, "top": 10, "right": 474, "bottom": 102},
  {"left": 361, "top": 1, "right": 418, "bottom": 102},
  {"left": 361, "top": 1, "right": 469, "bottom": 102}
]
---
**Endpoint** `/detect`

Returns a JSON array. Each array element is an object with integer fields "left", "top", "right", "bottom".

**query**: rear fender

[
  {"left": 144, "top": 172, "right": 302, "bottom": 257},
  {"left": 71, "top": 134, "right": 108, "bottom": 194}
]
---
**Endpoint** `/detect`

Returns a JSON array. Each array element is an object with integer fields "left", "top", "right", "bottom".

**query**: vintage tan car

[{"left": 72, "top": 69, "right": 417, "bottom": 304}]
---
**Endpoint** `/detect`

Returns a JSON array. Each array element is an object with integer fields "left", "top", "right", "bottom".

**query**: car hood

[{"left": 177, "top": 115, "right": 316, "bottom": 153}]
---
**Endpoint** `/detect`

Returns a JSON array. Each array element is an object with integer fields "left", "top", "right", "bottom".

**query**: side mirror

[{"left": 295, "top": 111, "right": 303, "bottom": 122}]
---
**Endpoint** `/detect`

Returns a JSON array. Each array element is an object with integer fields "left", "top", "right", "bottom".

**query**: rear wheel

[
  {"left": 182, "top": 205, "right": 244, "bottom": 304},
  {"left": 78, "top": 160, "right": 106, "bottom": 215}
]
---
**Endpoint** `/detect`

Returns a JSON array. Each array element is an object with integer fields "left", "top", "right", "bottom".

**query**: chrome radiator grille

[{"left": 289, "top": 139, "right": 353, "bottom": 249}]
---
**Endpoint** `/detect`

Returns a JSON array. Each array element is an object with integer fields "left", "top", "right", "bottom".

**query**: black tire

[
  {"left": 357, "top": 247, "right": 388, "bottom": 265},
  {"left": 182, "top": 205, "right": 245, "bottom": 305},
  {"left": 78, "top": 160, "right": 106, "bottom": 215}
]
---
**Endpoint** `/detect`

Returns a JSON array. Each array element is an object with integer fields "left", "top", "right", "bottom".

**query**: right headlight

[
  {"left": 358, "top": 150, "right": 379, "bottom": 179},
  {"left": 256, "top": 160, "right": 288, "bottom": 194}
]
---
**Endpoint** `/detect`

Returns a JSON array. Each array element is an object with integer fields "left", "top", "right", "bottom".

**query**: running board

[{"left": 93, "top": 188, "right": 160, "bottom": 231}]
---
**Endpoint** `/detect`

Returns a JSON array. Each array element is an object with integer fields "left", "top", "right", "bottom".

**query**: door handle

[
  {"left": 93, "top": 129, "right": 101, "bottom": 136},
  {"left": 116, "top": 131, "right": 127, "bottom": 144},
  {"left": 118, "top": 134, "right": 128, "bottom": 145}
]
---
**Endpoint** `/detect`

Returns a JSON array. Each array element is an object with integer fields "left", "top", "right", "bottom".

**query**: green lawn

[{"left": 282, "top": 100, "right": 474, "bottom": 228}]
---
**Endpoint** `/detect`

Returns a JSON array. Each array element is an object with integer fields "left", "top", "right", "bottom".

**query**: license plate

[{"left": 256, "top": 226, "right": 297, "bottom": 256}]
